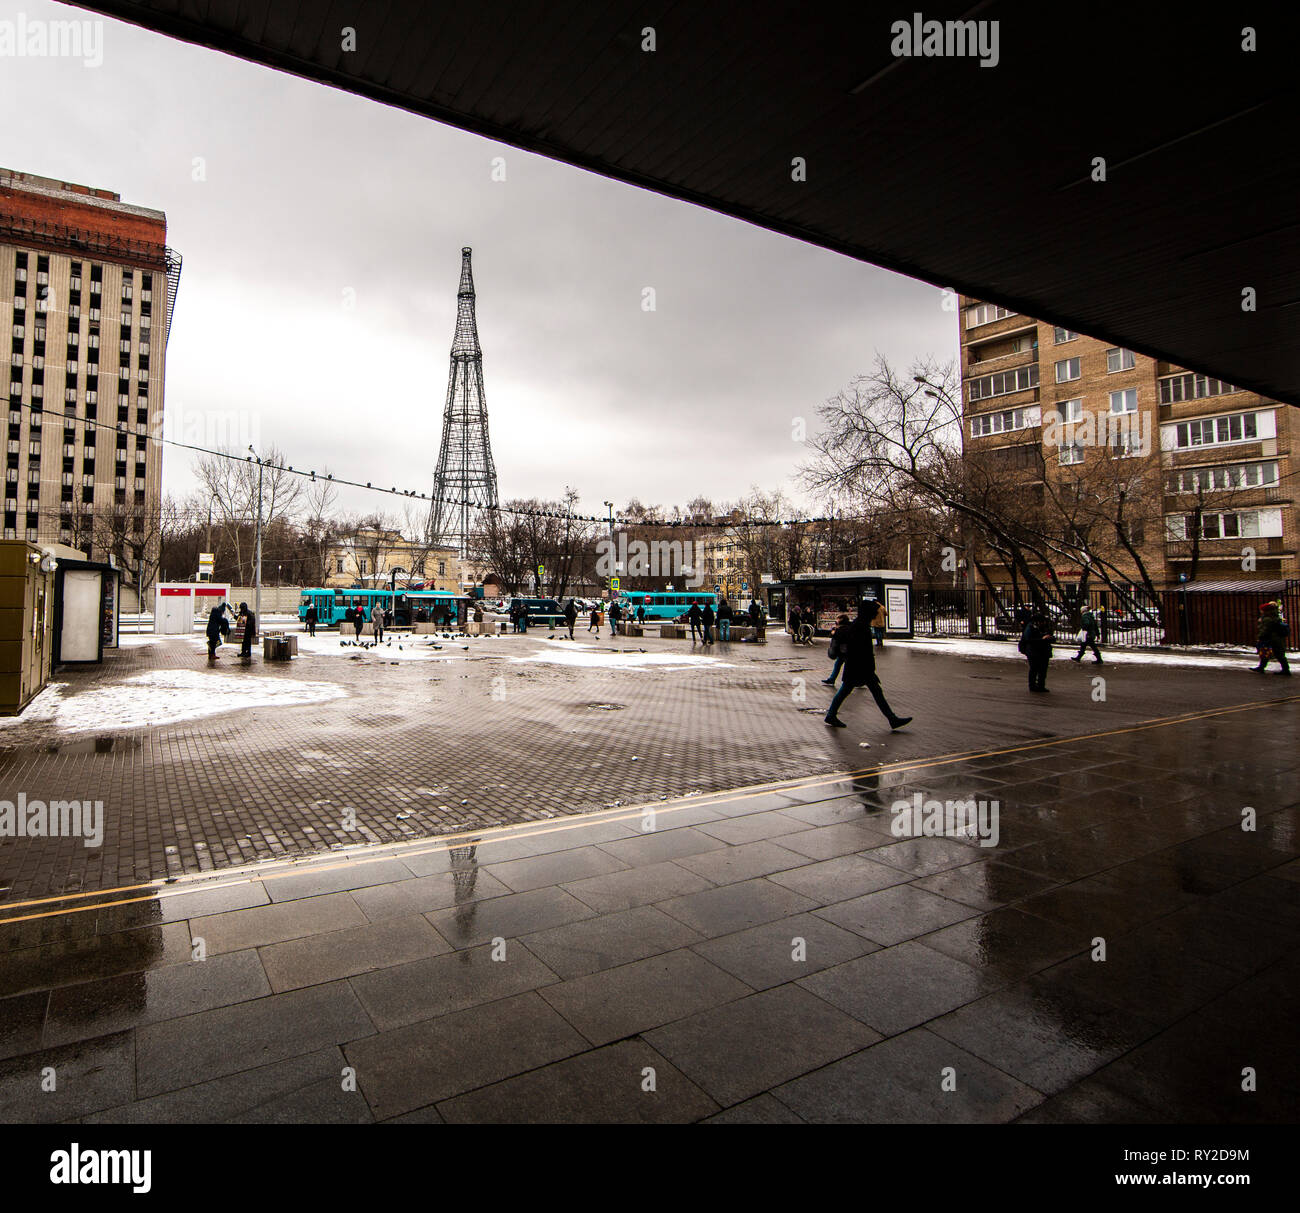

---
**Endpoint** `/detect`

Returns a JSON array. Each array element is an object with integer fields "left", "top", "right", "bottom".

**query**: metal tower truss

[{"left": 429, "top": 246, "right": 499, "bottom": 558}]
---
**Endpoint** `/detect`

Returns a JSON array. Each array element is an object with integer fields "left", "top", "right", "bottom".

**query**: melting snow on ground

[
  {"left": 512, "top": 638, "right": 733, "bottom": 670},
  {"left": 1, "top": 669, "right": 347, "bottom": 733},
  {"left": 897, "top": 635, "right": 1263, "bottom": 671}
]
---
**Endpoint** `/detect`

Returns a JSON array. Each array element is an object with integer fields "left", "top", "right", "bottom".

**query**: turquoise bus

[
  {"left": 615, "top": 590, "right": 718, "bottom": 621},
  {"left": 299, "top": 587, "right": 464, "bottom": 628}
]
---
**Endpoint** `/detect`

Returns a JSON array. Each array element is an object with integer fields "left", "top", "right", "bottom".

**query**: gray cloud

[{"left": 3, "top": 0, "right": 956, "bottom": 520}]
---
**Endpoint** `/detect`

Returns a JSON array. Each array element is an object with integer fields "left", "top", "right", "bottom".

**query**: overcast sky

[{"left": 2, "top": 0, "right": 957, "bottom": 523}]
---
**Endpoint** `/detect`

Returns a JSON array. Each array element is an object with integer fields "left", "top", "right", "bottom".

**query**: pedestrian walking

[
  {"left": 352, "top": 605, "right": 364, "bottom": 642},
  {"left": 608, "top": 600, "right": 621, "bottom": 637},
  {"left": 701, "top": 602, "right": 715, "bottom": 645},
  {"left": 564, "top": 598, "right": 578, "bottom": 639},
  {"left": 237, "top": 601, "right": 258, "bottom": 659},
  {"left": 371, "top": 602, "right": 386, "bottom": 643},
  {"left": 871, "top": 599, "right": 886, "bottom": 648},
  {"left": 1019, "top": 608, "right": 1054, "bottom": 692},
  {"left": 717, "top": 597, "right": 733, "bottom": 641},
  {"left": 748, "top": 599, "right": 764, "bottom": 634},
  {"left": 305, "top": 603, "right": 317, "bottom": 637},
  {"left": 636, "top": 604, "right": 646, "bottom": 625},
  {"left": 1253, "top": 601, "right": 1291, "bottom": 674},
  {"left": 822, "top": 614, "right": 851, "bottom": 686},
  {"left": 788, "top": 605, "right": 803, "bottom": 641},
  {"left": 1070, "top": 605, "right": 1103, "bottom": 664},
  {"left": 687, "top": 600, "right": 703, "bottom": 642},
  {"left": 824, "top": 599, "right": 911, "bottom": 730},
  {"left": 206, "top": 603, "right": 230, "bottom": 659},
  {"left": 588, "top": 606, "right": 600, "bottom": 632}
]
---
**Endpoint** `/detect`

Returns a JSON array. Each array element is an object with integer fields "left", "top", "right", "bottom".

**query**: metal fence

[{"left": 911, "top": 583, "right": 1298, "bottom": 650}]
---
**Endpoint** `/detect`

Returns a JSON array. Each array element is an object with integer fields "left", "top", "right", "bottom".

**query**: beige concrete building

[
  {"left": 324, "top": 527, "right": 462, "bottom": 593},
  {"left": 1, "top": 170, "right": 177, "bottom": 584},
  {"left": 959, "top": 296, "right": 1296, "bottom": 589}
]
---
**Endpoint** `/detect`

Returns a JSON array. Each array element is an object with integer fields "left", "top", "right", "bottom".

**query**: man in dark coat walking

[
  {"left": 305, "top": 603, "right": 317, "bottom": 637},
  {"left": 608, "top": 600, "right": 621, "bottom": 637},
  {"left": 825, "top": 600, "right": 911, "bottom": 730},
  {"left": 1071, "top": 605, "right": 1103, "bottom": 664},
  {"left": 1254, "top": 601, "right": 1291, "bottom": 674},
  {"left": 701, "top": 602, "right": 715, "bottom": 645},
  {"left": 564, "top": 598, "right": 578, "bottom": 640}
]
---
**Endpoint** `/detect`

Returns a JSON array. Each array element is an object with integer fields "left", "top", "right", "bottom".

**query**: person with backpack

[
  {"left": 1253, "top": 601, "right": 1291, "bottom": 674},
  {"left": 825, "top": 599, "right": 911, "bottom": 731},
  {"left": 1019, "top": 608, "right": 1054, "bottom": 692},
  {"left": 1071, "top": 605, "right": 1103, "bottom": 664},
  {"left": 822, "top": 614, "right": 852, "bottom": 686}
]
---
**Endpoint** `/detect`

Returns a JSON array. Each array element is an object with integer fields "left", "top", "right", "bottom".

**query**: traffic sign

[{"left": 611, "top": 577, "right": 620, "bottom": 591}]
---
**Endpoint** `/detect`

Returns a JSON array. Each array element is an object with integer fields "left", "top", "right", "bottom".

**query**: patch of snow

[
  {"left": 897, "top": 636, "right": 1262, "bottom": 672},
  {"left": 0, "top": 669, "right": 347, "bottom": 733},
  {"left": 512, "top": 648, "right": 732, "bottom": 670}
]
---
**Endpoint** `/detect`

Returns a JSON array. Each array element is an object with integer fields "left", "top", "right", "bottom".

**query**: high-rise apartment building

[
  {"left": 0, "top": 169, "right": 178, "bottom": 588},
  {"left": 959, "top": 296, "right": 1295, "bottom": 590}
]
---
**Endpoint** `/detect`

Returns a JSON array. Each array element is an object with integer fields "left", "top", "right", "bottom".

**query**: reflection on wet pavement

[{"left": 0, "top": 692, "right": 1294, "bottom": 1123}]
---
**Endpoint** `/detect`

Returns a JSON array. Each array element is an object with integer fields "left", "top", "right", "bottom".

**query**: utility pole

[
  {"left": 603, "top": 500, "right": 615, "bottom": 599},
  {"left": 249, "top": 446, "right": 264, "bottom": 625}
]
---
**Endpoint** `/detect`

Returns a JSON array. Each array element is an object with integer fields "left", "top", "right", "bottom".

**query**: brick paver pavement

[{"left": 0, "top": 627, "right": 1295, "bottom": 902}]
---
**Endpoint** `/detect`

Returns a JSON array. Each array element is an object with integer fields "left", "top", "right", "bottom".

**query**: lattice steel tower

[{"left": 429, "top": 246, "right": 499, "bottom": 557}]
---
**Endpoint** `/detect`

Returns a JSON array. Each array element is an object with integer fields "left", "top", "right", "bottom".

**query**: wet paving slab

[
  {"left": 0, "top": 641, "right": 1295, "bottom": 1123},
  {"left": 0, "top": 631, "right": 1295, "bottom": 900}
]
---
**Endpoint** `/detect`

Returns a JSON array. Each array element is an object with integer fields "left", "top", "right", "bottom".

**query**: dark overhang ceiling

[{"left": 71, "top": 0, "right": 1300, "bottom": 404}]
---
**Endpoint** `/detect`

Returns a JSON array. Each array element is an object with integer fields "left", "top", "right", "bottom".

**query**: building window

[
  {"left": 1106, "top": 348, "right": 1136, "bottom": 373},
  {"left": 1058, "top": 443, "right": 1085, "bottom": 465},
  {"left": 1109, "top": 388, "right": 1138, "bottom": 414},
  {"left": 438, "top": 560, "right": 446, "bottom": 576},
  {"left": 1158, "top": 373, "right": 1239, "bottom": 404},
  {"left": 336, "top": 558, "right": 345, "bottom": 574},
  {"left": 1055, "top": 357, "right": 1081, "bottom": 383},
  {"left": 1053, "top": 327, "right": 1078, "bottom": 344},
  {"left": 358, "top": 559, "right": 368, "bottom": 575},
  {"left": 1059, "top": 398, "right": 1084, "bottom": 424},
  {"left": 1171, "top": 411, "right": 1264, "bottom": 449},
  {"left": 1167, "top": 461, "right": 1279, "bottom": 493},
  {"left": 1166, "top": 509, "right": 1283, "bottom": 541},
  {"left": 967, "top": 364, "right": 1038, "bottom": 403},
  {"left": 970, "top": 405, "right": 1041, "bottom": 437},
  {"left": 964, "top": 302, "right": 1015, "bottom": 328},
  {"left": 1109, "top": 431, "right": 1143, "bottom": 458}
]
